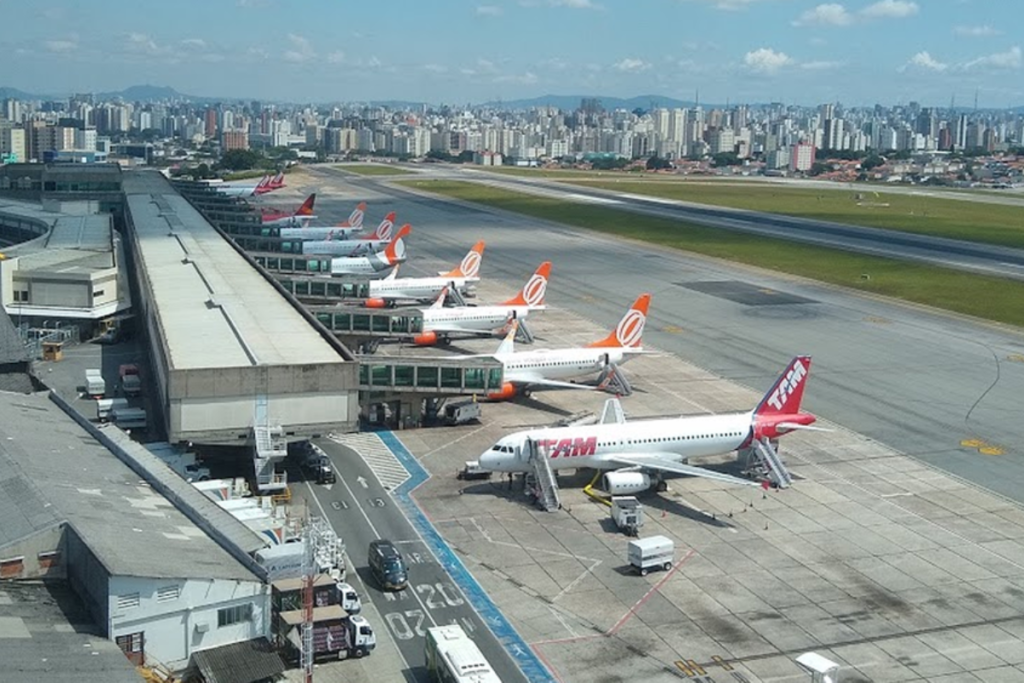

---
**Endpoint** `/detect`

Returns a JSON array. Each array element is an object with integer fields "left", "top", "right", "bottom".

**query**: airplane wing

[
  {"left": 605, "top": 453, "right": 760, "bottom": 487},
  {"left": 511, "top": 375, "right": 597, "bottom": 392}
]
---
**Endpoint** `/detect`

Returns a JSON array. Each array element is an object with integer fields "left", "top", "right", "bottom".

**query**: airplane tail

[
  {"left": 495, "top": 320, "right": 517, "bottom": 355},
  {"left": 429, "top": 286, "right": 448, "bottom": 310},
  {"left": 588, "top": 293, "right": 651, "bottom": 349},
  {"left": 501, "top": 261, "right": 551, "bottom": 308},
  {"left": 753, "top": 356, "right": 813, "bottom": 418},
  {"left": 341, "top": 201, "right": 366, "bottom": 228},
  {"left": 362, "top": 211, "right": 395, "bottom": 240},
  {"left": 271, "top": 171, "right": 285, "bottom": 187},
  {"left": 256, "top": 175, "right": 270, "bottom": 189},
  {"left": 383, "top": 224, "right": 412, "bottom": 263},
  {"left": 440, "top": 241, "right": 485, "bottom": 279},
  {"left": 294, "top": 193, "right": 316, "bottom": 217}
]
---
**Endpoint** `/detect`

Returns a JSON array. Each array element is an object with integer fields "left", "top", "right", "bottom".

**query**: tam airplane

[
  {"left": 329, "top": 224, "right": 411, "bottom": 277},
  {"left": 481, "top": 293, "right": 651, "bottom": 400},
  {"left": 478, "top": 355, "right": 819, "bottom": 491},
  {"left": 410, "top": 262, "right": 550, "bottom": 346},
  {"left": 213, "top": 175, "right": 271, "bottom": 198},
  {"left": 295, "top": 212, "right": 399, "bottom": 257},
  {"left": 261, "top": 193, "right": 317, "bottom": 227},
  {"left": 253, "top": 171, "right": 285, "bottom": 195},
  {"left": 363, "top": 241, "right": 485, "bottom": 308}
]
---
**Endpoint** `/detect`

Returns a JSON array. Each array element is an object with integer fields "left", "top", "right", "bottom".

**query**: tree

[
  {"left": 218, "top": 149, "right": 264, "bottom": 171},
  {"left": 194, "top": 163, "right": 214, "bottom": 179},
  {"left": 426, "top": 149, "right": 450, "bottom": 161},
  {"left": 809, "top": 161, "right": 830, "bottom": 176},
  {"left": 711, "top": 152, "right": 741, "bottom": 167},
  {"left": 646, "top": 154, "right": 672, "bottom": 170},
  {"left": 861, "top": 154, "right": 885, "bottom": 171}
]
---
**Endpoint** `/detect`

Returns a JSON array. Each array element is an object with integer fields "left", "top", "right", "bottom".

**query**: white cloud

[
  {"left": 800, "top": 60, "right": 843, "bottom": 70},
  {"left": 181, "top": 38, "right": 207, "bottom": 48},
  {"left": 476, "top": 4, "right": 502, "bottom": 15},
  {"left": 126, "top": 32, "right": 162, "bottom": 53},
  {"left": 904, "top": 51, "right": 947, "bottom": 72},
  {"left": 327, "top": 51, "right": 346, "bottom": 64},
  {"left": 423, "top": 63, "right": 448, "bottom": 73},
  {"left": 682, "top": 0, "right": 767, "bottom": 10},
  {"left": 743, "top": 47, "right": 792, "bottom": 74},
  {"left": 549, "top": 0, "right": 598, "bottom": 8},
  {"left": 44, "top": 39, "right": 77, "bottom": 53},
  {"left": 283, "top": 33, "right": 314, "bottom": 63},
  {"left": 954, "top": 25, "right": 1000, "bottom": 37},
  {"left": 612, "top": 57, "right": 651, "bottom": 72},
  {"left": 860, "top": 0, "right": 918, "bottom": 19},
  {"left": 495, "top": 71, "right": 538, "bottom": 84},
  {"left": 793, "top": 4, "right": 852, "bottom": 26},
  {"left": 964, "top": 46, "right": 1022, "bottom": 70}
]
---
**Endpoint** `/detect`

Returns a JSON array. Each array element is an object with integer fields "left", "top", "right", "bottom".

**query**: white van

[{"left": 96, "top": 398, "right": 129, "bottom": 422}]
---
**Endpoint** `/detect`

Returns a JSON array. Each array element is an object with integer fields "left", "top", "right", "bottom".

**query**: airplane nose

[{"left": 479, "top": 451, "right": 501, "bottom": 471}]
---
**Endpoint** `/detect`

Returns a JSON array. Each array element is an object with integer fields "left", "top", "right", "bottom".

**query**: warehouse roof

[{"left": 122, "top": 170, "right": 344, "bottom": 371}]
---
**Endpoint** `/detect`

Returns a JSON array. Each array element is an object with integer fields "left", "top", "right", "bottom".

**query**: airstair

[
  {"left": 596, "top": 360, "right": 633, "bottom": 396},
  {"left": 525, "top": 439, "right": 561, "bottom": 512},
  {"left": 751, "top": 437, "right": 794, "bottom": 488},
  {"left": 515, "top": 318, "right": 535, "bottom": 344},
  {"left": 252, "top": 397, "right": 289, "bottom": 494}
]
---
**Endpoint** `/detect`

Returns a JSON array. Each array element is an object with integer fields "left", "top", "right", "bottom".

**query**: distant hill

[
  {"left": 97, "top": 84, "right": 188, "bottom": 101},
  {"left": 478, "top": 94, "right": 697, "bottom": 111},
  {"left": 0, "top": 86, "right": 49, "bottom": 100}
]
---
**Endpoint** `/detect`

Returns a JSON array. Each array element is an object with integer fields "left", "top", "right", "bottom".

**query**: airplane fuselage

[
  {"left": 369, "top": 276, "right": 475, "bottom": 302},
  {"left": 422, "top": 305, "right": 539, "bottom": 335},
  {"left": 301, "top": 239, "right": 384, "bottom": 257},
  {"left": 279, "top": 226, "right": 362, "bottom": 241},
  {"left": 502, "top": 347, "right": 632, "bottom": 383},
  {"left": 480, "top": 412, "right": 753, "bottom": 473},
  {"left": 263, "top": 215, "right": 317, "bottom": 228}
]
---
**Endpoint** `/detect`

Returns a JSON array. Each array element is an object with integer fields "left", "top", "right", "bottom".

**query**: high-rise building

[
  {"left": 954, "top": 114, "right": 968, "bottom": 150},
  {"left": 790, "top": 142, "right": 815, "bottom": 172},
  {"left": 221, "top": 130, "right": 248, "bottom": 151},
  {"left": 0, "top": 124, "right": 27, "bottom": 162},
  {"left": 205, "top": 108, "right": 218, "bottom": 138}
]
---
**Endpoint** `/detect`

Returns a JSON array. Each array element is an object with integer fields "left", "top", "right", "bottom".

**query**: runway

[
  {"left": 301, "top": 167, "right": 1024, "bottom": 507},
  {"left": 412, "top": 166, "right": 1024, "bottom": 282}
]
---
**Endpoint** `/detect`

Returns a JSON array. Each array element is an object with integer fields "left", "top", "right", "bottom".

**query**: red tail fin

[
  {"left": 441, "top": 241, "right": 485, "bottom": 278},
  {"left": 383, "top": 224, "right": 412, "bottom": 262},
  {"left": 754, "top": 356, "right": 813, "bottom": 417},
  {"left": 363, "top": 211, "right": 396, "bottom": 240},
  {"left": 272, "top": 172, "right": 285, "bottom": 187},
  {"left": 588, "top": 293, "right": 651, "bottom": 349},
  {"left": 294, "top": 193, "right": 316, "bottom": 216},
  {"left": 256, "top": 175, "right": 269, "bottom": 188},
  {"left": 502, "top": 262, "right": 551, "bottom": 307}
]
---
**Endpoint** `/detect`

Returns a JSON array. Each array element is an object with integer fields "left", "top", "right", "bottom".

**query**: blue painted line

[{"left": 376, "top": 430, "right": 557, "bottom": 683}]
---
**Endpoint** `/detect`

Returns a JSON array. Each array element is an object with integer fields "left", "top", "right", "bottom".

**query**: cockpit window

[{"left": 491, "top": 445, "right": 502, "bottom": 451}]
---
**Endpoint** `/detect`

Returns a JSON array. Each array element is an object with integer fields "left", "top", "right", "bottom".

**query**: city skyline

[{"left": 1, "top": 0, "right": 1023, "bottom": 107}]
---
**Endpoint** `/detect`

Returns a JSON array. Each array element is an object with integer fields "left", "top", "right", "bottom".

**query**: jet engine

[
  {"left": 602, "top": 471, "right": 652, "bottom": 495},
  {"left": 364, "top": 298, "right": 389, "bottom": 309},
  {"left": 413, "top": 331, "right": 438, "bottom": 346},
  {"left": 486, "top": 382, "right": 517, "bottom": 401}
]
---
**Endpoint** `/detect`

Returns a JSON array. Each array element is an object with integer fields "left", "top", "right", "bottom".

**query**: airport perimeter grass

[
  {"left": 561, "top": 179, "right": 1024, "bottom": 250},
  {"left": 401, "top": 179, "right": 1024, "bottom": 328},
  {"left": 336, "top": 164, "right": 414, "bottom": 176}
]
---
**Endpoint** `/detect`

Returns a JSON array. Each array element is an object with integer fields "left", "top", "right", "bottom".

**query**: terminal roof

[
  {"left": 0, "top": 197, "right": 114, "bottom": 273},
  {"left": 0, "top": 391, "right": 263, "bottom": 581},
  {"left": 122, "top": 171, "right": 345, "bottom": 370}
]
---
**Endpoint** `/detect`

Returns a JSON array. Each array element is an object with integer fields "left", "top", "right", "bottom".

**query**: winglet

[
  {"left": 502, "top": 261, "right": 551, "bottom": 307},
  {"left": 754, "top": 356, "right": 813, "bottom": 417},
  {"left": 441, "top": 241, "right": 485, "bottom": 279},
  {"left": 295, "top": 193, "right": 316, "bottom": 216},
  {"left": 383, "top": 223, "right": 412, "bottom": 262},
  {"left": 495, "top": 320, "right": 517, "bottom": 355},
  {"left": 363, "top": 211, "right": 396, "bottom": 240},
  {"left": 588, "top": 293, "right": 651, "bottom": 349}
]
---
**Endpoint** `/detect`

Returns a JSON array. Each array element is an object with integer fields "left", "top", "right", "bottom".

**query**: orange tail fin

[
  {"left": 383, "top": 224, "right": 412, "bottom": 262},
  {"left": 295, "top": 193, "right": 316, "bottom": 216},
  {"left": 441, "top": 241, "right": 485, "bottom": 278},
  {"left": 588, "top": 293, "right": 651, "bottom": 348},
  {"left": 502, "top": 261, "right": 551, "bottom": 307},
  {"left": 364, "top": 211, "right": 396, "bottom": 240},
  {"left": 344, "top": 201, "right": 366, "bottom": 228}
]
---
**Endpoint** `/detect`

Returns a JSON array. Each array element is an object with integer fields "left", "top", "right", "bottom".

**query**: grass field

[
  {"left": 400, "top": 179, "right": 1024, "bottom": 328},
  {"left": 336, "top": 164, "right": 414, "bottom": 176}
]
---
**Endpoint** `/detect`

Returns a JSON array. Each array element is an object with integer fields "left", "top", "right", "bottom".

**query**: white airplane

[
  {"left": 278, "top": 203, "right": 376, "bottom": 241},
  {"left": 261, "top": 193, "right": 317, "bottom": 227},
  {"left": 212, "top": 174, "right": 270, "bottom": 197},
  {"left": 478, "top": 355, "right": 818, "bottom": 491},
  {"left": 410, "top": 262, "right": 550, "bottom": 346},
  {"left": 481, "top": 293, "right": 651, "bottom": 400},
  {"left": 329, "top": 224, "right": 411, "bottom": 277},
  {"left": 296, "top": 213, "right": 399, "bottom": 257},
  {"left": 364, "top": 241, "right": 485, "bottom": 308}
]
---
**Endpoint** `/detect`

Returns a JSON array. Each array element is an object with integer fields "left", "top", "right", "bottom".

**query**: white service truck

[
  {"left": 85, "top": 369, "right": 105, "bottom": 398},
  {"left": 627, "top": 535, "right": 675, "bottom": 576}
]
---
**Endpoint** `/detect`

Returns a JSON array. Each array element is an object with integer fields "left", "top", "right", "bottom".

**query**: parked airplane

[
  {"left": 478, "top": 355, "right": 818, "bottom": 491},
  {"left": 363, "top": 241, "right": 485, "bottom": 308},
  {"left": 329, "top": 224, "right": 411, "bottom": 277},
  {"left": 212, "top": 175, "right": 271, "bottom": 198},
  {"left": 294, "top": 213, "right": 399, "bottom": 257},
  {"left": 410, "top": 262, "right": 550, "bottom": 346},
  {"left": 481, "top": 293, "right": 651, "bottom": 400},
  {"left": 256, "top": 171, "right": 286, "bottom": 195},
  {"left": 278, "top": 203, "right": 376, "bottom": 241},
  {"left": 261, "top": 193, "right": 317, "bottom": 227}
]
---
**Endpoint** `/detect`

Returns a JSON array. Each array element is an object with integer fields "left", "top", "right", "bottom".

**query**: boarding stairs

[
  {"left": 515, "top": 318, "right": 535, "bottom": 344},
  {"left": 252, "top": 397, "right": 289, "bottom": 493},
  {"left": 445, "top": 286, "right": 469, "bottom": 307},
  {"left": 595, "top": 360, "right": 633, "bottom": 396},
  {"left": 751, "top": 437, "right": 793, "bottom": 489},
  {"left": 526, "top": 439, "right": 561, "bottom": 512}
]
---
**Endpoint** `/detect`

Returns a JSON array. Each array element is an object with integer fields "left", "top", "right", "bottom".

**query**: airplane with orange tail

[
  {"left": 478, "top": 355, "right": 821, "bottom": 491},
  {"left": 363, "top": 241, "right": 485, "bottom": 308},
  {"left": 261, "top": 193, "right": 317, "bottom": 227},
  {"left": 409, "top": 262, "right": 550, "bottom": 346},
  {"left": 480, "top": 293, "right": 651, "bottom": 400},
  {"left": 329, "top": 224, "right": 411, "bottom": 277},
  {"left": 292, "top": 212, "right": 400, "bottom": 257}
]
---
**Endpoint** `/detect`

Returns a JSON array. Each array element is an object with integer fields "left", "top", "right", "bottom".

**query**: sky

[{"left": 2, "top": 0, "right": 1023, "bottom": 108}]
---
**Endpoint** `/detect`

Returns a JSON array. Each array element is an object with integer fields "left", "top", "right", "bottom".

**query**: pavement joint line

[
  {"left": 469, "top": 517, "right": 604, "bottom": 565},
  {"left": 371, "top": 430, "right": 558, "bottom": 683},
  {"left": 608, "top": 548, "right": 696, "bottom": 636}
]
